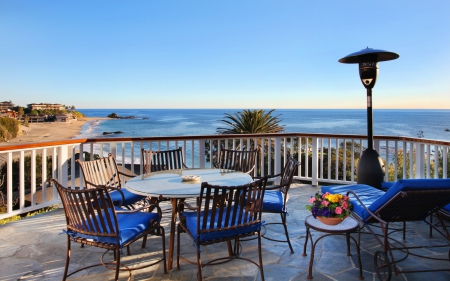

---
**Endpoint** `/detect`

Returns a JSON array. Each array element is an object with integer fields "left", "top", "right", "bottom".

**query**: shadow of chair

[
  {"left": 322, "top": 179, "right": 450, "bottom": 281},
  {"left": 52, "top": 179, "right": 166, "bottom": 281},
  {"left": 258, "top": 155, "right": 300, "bottom": 253},
  {"left": 176, "top": 178, "right": 268, "bottom": 281},
  {"left": 216, "top": 148, "right": 258, "bottom": 177}
]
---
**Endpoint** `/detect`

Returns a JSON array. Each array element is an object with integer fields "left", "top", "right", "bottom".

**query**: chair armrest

[
  {"left": 116, "top": 204, "right": 163, "bottom": 223},
  {"left": 118, "top": 170, "right": 135, "bottom": 178},
  {"left": 178, "top": 201, "right": 198, "bottom": 211}
]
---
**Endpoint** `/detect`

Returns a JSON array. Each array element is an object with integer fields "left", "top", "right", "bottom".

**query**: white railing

[{"left": 1, "top": 133, "right": 449, "bottom": 219}]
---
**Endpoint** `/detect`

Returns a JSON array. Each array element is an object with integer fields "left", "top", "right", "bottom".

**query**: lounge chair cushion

[
  {"left": 262, "top": 190, "right": 285, "bottom": 213},
  {"left": 324, "top": 179, "right": 450, "bottom": 221},
  {"left": 109, "top": 189, "right": 147, "bottom": 206},
  {"left": 69, "top": 211, "right": 158, "bottom": 247},
  {"left": 183, "top": 208, "right": 262, "bottom": 243},
  {"left": 322, "top": 184, "right": 385, "bottom": 220}
]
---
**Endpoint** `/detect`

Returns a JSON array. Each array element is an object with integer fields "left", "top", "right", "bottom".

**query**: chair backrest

[
  {"left": 196, "top": 178, "right": 267, "bottom": 241},
  {"left": 218, "top": 149, "right": 258, "bottom": 175},
  {"left": 76, "top": 154, "right": 122, "bottom": 189},
  {"left": 370, "top": 179, "right": 450, "bottom": 221},
  {"left": 278, "top": 156, "right": 300, "bottom": 195},
  {"left": 52, "top": 179, "right": 119, "bottom": 240},
  {"left": 141, "top": 147, "right": 187, "bottom": 173}
]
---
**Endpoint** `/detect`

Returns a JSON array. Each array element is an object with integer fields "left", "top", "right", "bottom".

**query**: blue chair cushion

[
  {"left": 109, "top": 189, "right": 147, "bottom": 206},
  {"left": 183, "top": 208, "right": 262, "bottom": 244},
  {"left": 262, "top": 190, "right": 285, "bottom": 213},
  {"left": 68, "top": 210, "right": 159, "bottom": 247}
]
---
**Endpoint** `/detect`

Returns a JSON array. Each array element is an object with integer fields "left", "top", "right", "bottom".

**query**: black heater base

[{"left": 357, "top": 148, "right": 385, "bottom": 190}]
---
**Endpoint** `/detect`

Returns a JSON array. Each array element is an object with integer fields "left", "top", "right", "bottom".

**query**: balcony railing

[{"left": 1, "top": 133, "right": 449, "bottom": 219}]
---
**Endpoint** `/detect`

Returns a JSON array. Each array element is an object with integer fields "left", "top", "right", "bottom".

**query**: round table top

[
  {"left": 125, "top": 168, "right": 252, "bottom": 198},
  {"left": 305, "top": 215, "right": 359, "bottom": 233}
]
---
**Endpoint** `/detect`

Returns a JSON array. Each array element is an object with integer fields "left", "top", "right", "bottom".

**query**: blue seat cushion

[
  {"left": 183, "top": 208, "right": 262, "bottom": 244},
  {"left": 262, "top": 190, "right": 285, "bottom": 213},
  {"left": 109, "top": 189, "right": 147, "bottom": 206},
  {"left": 68, "top": 210, "right": 159, "bottom": 247},
  {"left": 322, "top": 184, "right": 385, "bottom": 221}
]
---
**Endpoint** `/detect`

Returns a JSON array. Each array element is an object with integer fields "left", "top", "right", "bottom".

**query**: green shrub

[{"left": 0, "top": 117, "right": 20, "bottom": 142}]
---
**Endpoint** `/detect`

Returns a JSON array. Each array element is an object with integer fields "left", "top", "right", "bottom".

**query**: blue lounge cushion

[
  {"left": 109, "top": 189, "right": 147, "bottom": 206},
  {"left": 322, "top": 184, "right": 385, "bottom": 221},
  {"left": 324, "top": 179, "right": 450, "bottom": 221},
  {"left": 183, "top": 208, "right": 262, "bottom": 244},
  {"left": 69, "top": 210, "right": 159, "bottom": 247},
  {"left": 262, "top": 190, "right": 285, "bottom": 213}
]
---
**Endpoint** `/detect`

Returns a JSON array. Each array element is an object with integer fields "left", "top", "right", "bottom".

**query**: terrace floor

[{"left": 1, "top": 183, "right": 450, "bottom": 281}]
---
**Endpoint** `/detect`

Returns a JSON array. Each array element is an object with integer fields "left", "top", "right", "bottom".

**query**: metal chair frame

[
  {"left": 176, "top": 178, "right": 267, "bottom": 281},
  {"left": 52, "top": 179, "right": 167, "bottom": 280}
]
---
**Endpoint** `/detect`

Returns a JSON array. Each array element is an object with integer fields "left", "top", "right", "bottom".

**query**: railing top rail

[{"left": 1, "top": 133, "right": 449, "bottom": 152}]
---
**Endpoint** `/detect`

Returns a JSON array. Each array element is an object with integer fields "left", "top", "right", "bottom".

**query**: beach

[{"left": 0, "top": 117, "right": 98, "bottom": 147}]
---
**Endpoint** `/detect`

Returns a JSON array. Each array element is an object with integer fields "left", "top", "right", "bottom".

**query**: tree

[
  {"left": 217, "top": 109, "right": 284, "bottom": 134},
  {"left": 17, "top": 107, "right": 24, "bottom": 117}
]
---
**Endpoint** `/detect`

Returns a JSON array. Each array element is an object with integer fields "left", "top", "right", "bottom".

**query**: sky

[{"left": 1, "top": 1, "right": 449, "bottom": 109}]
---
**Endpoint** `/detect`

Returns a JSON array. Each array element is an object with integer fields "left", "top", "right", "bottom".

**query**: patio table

[
  {"left": 125, "top": 168, "right": 252, "bottom": 270},
  {"left": 302, "top": 215, "right": 363, "bottom": 279}
]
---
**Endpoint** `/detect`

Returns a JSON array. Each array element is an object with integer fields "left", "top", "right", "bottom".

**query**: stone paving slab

[{"left": 1, "top": 183, "right": 449, "bottom": 280}]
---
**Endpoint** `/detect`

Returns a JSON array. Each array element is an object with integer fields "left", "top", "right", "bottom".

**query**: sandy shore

[{"left": 0, "top": 117, "right": 100, "bottom": 146}]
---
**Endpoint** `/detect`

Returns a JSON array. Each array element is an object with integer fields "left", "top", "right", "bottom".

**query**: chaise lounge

[{"left": 322, "top": 179, "right": 450, "bottom": 281}]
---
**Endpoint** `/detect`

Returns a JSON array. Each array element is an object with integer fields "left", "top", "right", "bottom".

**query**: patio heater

[{"left": 339, "top": 47, "right": 399, "bottom": 189}]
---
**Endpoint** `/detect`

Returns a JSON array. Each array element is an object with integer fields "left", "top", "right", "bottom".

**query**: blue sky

[{"left": 1, "top": 1, "right": 449, "bottom": 109}]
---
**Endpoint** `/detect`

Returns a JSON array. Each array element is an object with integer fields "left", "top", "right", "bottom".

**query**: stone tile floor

[{"left": 1, "top": 183, "right": 449, "bottom": 280}]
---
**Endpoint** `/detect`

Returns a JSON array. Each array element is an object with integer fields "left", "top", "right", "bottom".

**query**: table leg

[
  {"left": 302, "top": 227, "right": 310, "bottom": 257},
  {"left": 168, "top": 198, "right": 179, "bottom": 271}
]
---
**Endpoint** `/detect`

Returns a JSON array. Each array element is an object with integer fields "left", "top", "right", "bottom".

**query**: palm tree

[
  {"left": 216, "top": 109, "right": 284, "bottom": 134},
  {"left": 208, "top": 109, "right": 284, "bottom": 170}
]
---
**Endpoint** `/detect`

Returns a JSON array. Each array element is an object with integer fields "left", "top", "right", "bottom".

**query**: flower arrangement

[{"left": 306, "top": 192, "right": 352, "bottom": 219}]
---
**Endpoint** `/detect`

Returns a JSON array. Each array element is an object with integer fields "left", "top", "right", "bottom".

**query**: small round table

[{"left": 302, "top": 215, "right": 364, "bottom": 279}]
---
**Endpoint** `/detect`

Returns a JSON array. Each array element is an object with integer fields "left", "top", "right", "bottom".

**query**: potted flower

[{"left": 306, "top": 192, "right": 352, "bottom": 225}]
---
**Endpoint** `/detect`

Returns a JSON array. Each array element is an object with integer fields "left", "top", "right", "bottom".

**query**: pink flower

[
  {"left": 308, "top": 197, "right": 316, "bottom": 203},
  {"left": 343, "top": 195, "right": 348, "bottom": 201},
  {"left": 342, "top": 201, "right": 348, "bottom": 210},
  {"left": 322, "top": 192, "right": 330, "bottom": 199},
  {"left": 335, "top": 207, "right": 342, "bottom": 214},
  {"left": 322, "top": 201, "right": 329, "bottom": 207}
]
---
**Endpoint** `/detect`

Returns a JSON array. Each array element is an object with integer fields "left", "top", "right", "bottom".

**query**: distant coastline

[{"left": 0, "top": 117, "right": 102, "bottom": 146}]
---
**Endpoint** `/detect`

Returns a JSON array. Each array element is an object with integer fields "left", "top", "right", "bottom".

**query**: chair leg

[
  {"left": 160, "top": 226, "right": 167, "bottom": 274},
  {"left": 258, "top": 232, "right": 265, "bottom": 281},
  {"left": 63, "top": 236, "right": 71, "bottom": 281},
  {"left": 280, "top": 213, "right": 294, "bottom": 253},
  {"left": 197, "top": 248, "right": 203, "bottom": 281},
  {"left": 177, "top": 224, "right": 181, "bottom": 270},
  {"left": 142, "top": 234, "right": 148, "bottom": 248},
  {"left": 115, "top": 247, "right": 121, "bottom": 281}
]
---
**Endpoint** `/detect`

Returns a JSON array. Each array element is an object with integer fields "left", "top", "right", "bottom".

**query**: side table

[{"left": 302, "top": 215, "right": 363, "bottom": 279}]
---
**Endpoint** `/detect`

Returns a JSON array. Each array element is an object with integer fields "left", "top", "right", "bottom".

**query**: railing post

[
  {"left": 311, "top": 137, "right": 319, "bottom": 186},
  {"left": 58, "top": 145, "right": 69, "bottom": 187},
  {"left": 274, "top": 137, "right": 281, "bottom": 184},
  {"left": 415, "top": 142, "right": 425, "bottom": 179},
  {"left": 199, "top": 140, "right": 206, "bottom": 168}
]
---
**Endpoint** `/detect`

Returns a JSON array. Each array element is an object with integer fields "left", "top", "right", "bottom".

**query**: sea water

[{"left": 77, "top": 109, "right": 450, "bottom": 142}]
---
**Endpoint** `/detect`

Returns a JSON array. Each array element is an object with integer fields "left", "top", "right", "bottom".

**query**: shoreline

[{"left": 0, "top": 117, "right": 102, "bottom": 147}]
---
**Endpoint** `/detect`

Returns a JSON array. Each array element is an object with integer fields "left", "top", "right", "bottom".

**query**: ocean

[{"left": 76, "top": 109, "right": 450, "bottom": 142}]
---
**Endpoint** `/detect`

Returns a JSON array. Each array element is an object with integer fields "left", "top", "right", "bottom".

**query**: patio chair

[
  {"left": 52, "top": 179, "right": 167, "bottom": 281},
  {"left": 141, "top": 147, "right": 188, "bottom": 204},
  {"left": 216, "top": 148, "right": 258, "bottom": 177},
  {"left": 141, "top": 147, "right": 188, "bottom": 174},
  {"left": 322, "top": 179, "right": 450, "bottom": 281},
  {"left": 176, "top": 177, "right": 268, "bottom": 281},
  {"left": 258, "top": 155, "right": 300, "bottom": 253},
  {"left": 76, "top": 153, "right": 147, "bottom": 209}
]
